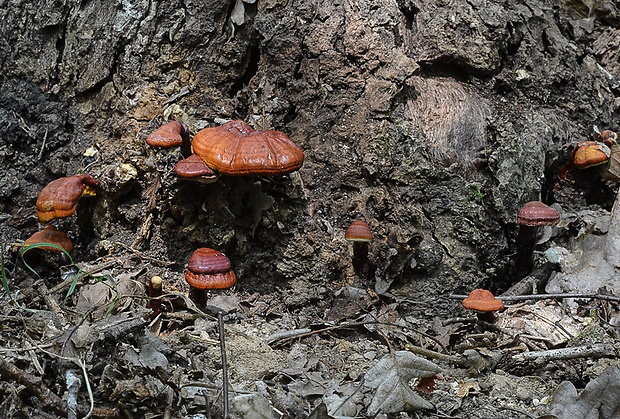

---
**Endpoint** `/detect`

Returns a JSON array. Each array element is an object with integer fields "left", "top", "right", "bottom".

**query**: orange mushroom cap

[
  {"left": 36, "top": 174, "right": 99, "bottom": 223},
  {"left": 186, "top": 248, "right": 236, "bottom": 290},
  {"left": 571, "top": 141, "right": 611, "bottom": 169},
  {"left": 517, "top": 201, "right": 560, "bottom": 227},
  {"left": 462, "top": 289, "right": 504, "bottom": 312},
  {"left": 344, "top": 220, "right": 373, "bottom": 242},
  {"left": 191, "top": 120, "right": 304, "bottom": 176},
  {"left": 174, "top": 154, "right": 219, "bottom": 183},
  {"left": 24, "top": 225, "right": 73, "bottom": 253},
  {"left": 145, "top": 121, "right": 187, "bottom": 148}
]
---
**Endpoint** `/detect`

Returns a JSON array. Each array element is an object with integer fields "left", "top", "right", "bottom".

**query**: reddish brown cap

[
  {"left": 146, "top": 121, "right": 187, "bottom": 148},
  {"left": 462, "top": 289, "right": 504, "bottom": 312},
  {"left": 571, "top": 141, "right": 610, "bottom": 169},
  {"left": 517, "top": 201, "right": 560, "bottom": 227},
  {"left": 191, "top": 120, "right": 304, "bottom": 176},
  {"left": 36, "top": 174, "right": 99, "bottom": 223},
  {"left": 600, "top": 130, "right": 618, "bottom": 146},
  {"left": 174, "top": 154, "right": 219, "bottom": 183},
  {"left": 24, "top": 225, "right": 73, "bottom": 253},
  {"left": 186, "top": 248, "right": 236, "bottom": 290},
  {"left": 344, "top": 220, "right": 373, "bottom": 242}
]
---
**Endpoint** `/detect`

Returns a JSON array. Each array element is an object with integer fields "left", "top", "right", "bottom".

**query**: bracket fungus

[
  {"left": 462, "top": 289, "right": 504, "bottom": 322},
  {"left": 186, "top": 248, "right": 236, "bottom": 304},
  {"left": 515, "top": 201, "right": 560, "bottom": 278},
  {"left": 174, "top": 154, "right": 219, "bottom": 183},
  {"left": 571, "top": 141, "right": 611, "bottom": 169},
  {"left": 36, "top": 174, "right": 100, "bottom": 223},
  {"left": 146, "top": 120, "right": 191, "bottom": 157},
  {"left": 24, "top": 225, "right": 73, "bottom": 253},
  {"left": 345, "top": 220, "right": 376, "bottom": 280},
  {"left": 191, "top": 120, "right": 304, "bottom": 176}
]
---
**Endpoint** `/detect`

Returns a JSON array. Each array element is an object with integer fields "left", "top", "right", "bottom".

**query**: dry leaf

[
  {"left": 548, "top": 366, "right": 620, "bottom": 419},
  {"left": 364, "top": 351, "right": 441, "bottom": 415}
]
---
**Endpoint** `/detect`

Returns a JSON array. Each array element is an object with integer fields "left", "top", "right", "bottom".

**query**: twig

[
  {"left": 37, "top": 127, "right": 48, "bottom": 161},
  {"left": 404, "top": 344, "right": 467, "bottom": 366},
  {"left": 66, "top": 370, "right": 81, "bottom": 419},
  {"left": 0, "top": 357, "right": 68, "bottom": 416},
  {"left": 512, "top": 343, "right": 618, "bottom": 362},
  {"left": 114, "top": 241, "right": 176, "bottom": 266},
  {"left": 35, "top": 279, "right": 66, "bottom": 324},
  {"left": 449, "top": 293, "right": 620, "bottom": 303},
  {"left": 217, "top": 311, "right": 229, "bottom": 419},
  {"left": 265, "top": 328, "right": 312, "bottom": 344}
]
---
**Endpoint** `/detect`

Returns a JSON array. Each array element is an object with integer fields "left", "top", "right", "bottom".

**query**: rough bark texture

[{"left": 1, "top": 0, "right": 620, "bottom": 416}]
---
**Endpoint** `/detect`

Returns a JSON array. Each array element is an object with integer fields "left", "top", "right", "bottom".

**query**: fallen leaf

[{"left": 364, "top": 351, "right": 441, "bottom": 415}]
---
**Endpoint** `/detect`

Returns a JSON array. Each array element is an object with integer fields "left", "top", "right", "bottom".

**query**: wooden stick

[
  {"left": 449, "top": 293, "right": 620, "bottom": 303},
  {"left": 512, "top": 343, "right": 618, "bottom": 362},
  {"left": 0, "top": 357, "right": 67, "bottom": 416}
]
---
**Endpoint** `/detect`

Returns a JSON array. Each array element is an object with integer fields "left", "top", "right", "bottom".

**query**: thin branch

[
  {"left": 449, "top": 293, "right": 620, "bottom": 303},
  {"left": 217, "top": 312, "right": 229, "bottom": 419},
  {"left": 0, "top": 357, "right": 68, "bottom": 416},
  {"left": 512, "top": 343, "right": 618, "bottom": 362}
]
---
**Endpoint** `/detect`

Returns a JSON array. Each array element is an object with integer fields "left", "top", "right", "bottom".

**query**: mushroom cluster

[
  {"left": 147, "top": 119, "right": 304, "bottom": 181},
  {"left": 143, "top": 118, "right": 305, "bottom": 305},
  {"left": 24, "top": 174, "right": 101, "bottom": 257}
]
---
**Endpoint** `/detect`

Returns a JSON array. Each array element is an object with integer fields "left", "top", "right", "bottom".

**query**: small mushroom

[
  {"left": 345, "top": 220, "right": 376, "bottom": 280},
  {"left": 514, "top": 201, "right": 560, "bottom": 279},
  {"left": 462, "top": 289, "right": 504, "bottom": 322},
  {"left": 174, "top": 154, "right": 219, "bottom": 183},
  {"left": 146, "top": 121, "right": 191, "bottom": 157},
  {"left": 147, "top": 275, "right": 163, "bottom": 319},
  {"left": 191, "top": 120, "right": 304, "bottom": 176},
  {"left": 186, "top": 248, "right": 236, "bottom": 305},
  {"left": 24, "top": 225, "right": 73, "bottom": 253},
  {"left": 593, "top": 126, "right": 618, "bottom": 146},
  {"left": 36, "top": 174, "right": 100, "bottom": 223}
]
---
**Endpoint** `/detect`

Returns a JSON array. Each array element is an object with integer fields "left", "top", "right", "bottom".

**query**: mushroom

[
  {"left": 186, "top": 248, "right": 236, "bottom": 305},
  {"left": 146, "top": 121, "right": 191, "bottom": 157},
  {"left": 147, "top": 275, "right": 163, "bottom": 319},
  {"left": 174, "top": 154, "right": 219, "bottom": 183},
  {"left": 191, "top": 120, "right": 304, "bottom": 176},
  {"left": 462, "top": 289, "right": 504, "bottom": 322},
  {"left": 571, "top": 141, "right": 611, "bottom": 169},
  {"left": 24, "top": 225, "right": 73, "bottom": 253},
  {"left": 36, "top": 174, "right": 100, "bottom": 223},
  {"left": 345, "top": 220, "right": 376, "bottom": 280},
  {"left": 514, "top": 201, "right": 560, "bottom": 279}
]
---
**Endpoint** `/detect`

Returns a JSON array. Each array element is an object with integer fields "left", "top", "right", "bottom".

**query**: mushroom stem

[
  {"left": 514, "top": 224, "right": 537, "bottom": 279},
  {"left": 147, "top": 276, "right": 163, "bottom": 319},
  {"left": 188, "top": 287, "right": 208, "bottom": 307},
  {"left": 180, "top": 123, "right": 192, "bottom": 159},
  {"left": 352, "top": 242, "right": 369, "bottom": 276},
  {"left": 475, "top": 310, "right": 498, "bottom": 323}
]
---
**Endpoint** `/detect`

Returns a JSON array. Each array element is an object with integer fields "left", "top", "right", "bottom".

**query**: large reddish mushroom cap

[
  {"left": 462, "top": 289, "right": 504, "bottom": 312},
  {"left": 24, "top": 225, "right": 73, "bottom": 253},
  {"left": 186, "top": 248, "right": 236, "bottom": 290},
  {"left": 344, "top": 220, "right": 373, "bottom": 242},
  {"left": 191, "top": 120, "right": 304, "bottom": 176},
  {"left": 174, "top": 154, "right": 219, "bottom": 183},
  {"left": 145, "top": 121, "right": 187, "bottom": 148},
  {"left": 517, "top": 201, "right": 560, "bottom": 227},
  {"left": 36, "top": 174, "right": 99, "bottom": 223}
]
